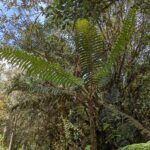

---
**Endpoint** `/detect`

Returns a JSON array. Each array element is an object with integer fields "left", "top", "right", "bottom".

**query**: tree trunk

[
  {"left": 8, "top": 132, "right": 14, "bottom": 150},
  {"left": 87, "top": 96, "right": 97, "bottom": 150},
  {"left": 89, "top": 114, "right": 97, "bottom": 150},
  {"left": 22, "top": 144, "right": 25, "bottom": 150}
]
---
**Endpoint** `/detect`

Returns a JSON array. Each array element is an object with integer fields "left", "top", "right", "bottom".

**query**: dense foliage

[{"left": 0, "top": 0, "right": 149, "bottom": 150}]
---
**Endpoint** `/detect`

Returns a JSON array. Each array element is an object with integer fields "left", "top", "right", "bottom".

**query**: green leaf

[
  {"left": 75, "top": 19, "right": 104, "bottom": 82},
  {"left": 94, "top": 7, "right": 137, "bottom": 82},
  {"left": 85, "top": 145, "right": 91, "bottom": 150},
  {"left": 103, "top": 123, "right": 110, "bottom": 131},
  {"left": 0, "top": 48, "right": 83, "bottom": 87}
]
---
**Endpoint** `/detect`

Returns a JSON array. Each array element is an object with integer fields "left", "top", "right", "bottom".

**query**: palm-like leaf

[
  {"left": 0, "top": 48, "right": 83, "bottom": 87},
  {"left": 7, "top": 75, "right": 75, "bottom": 96},
  {"left": 75, "top": 19, "right": 104, "bottom": 80},
  {"left": 94, "top": 8, "right": 137, "bottom": 81}
]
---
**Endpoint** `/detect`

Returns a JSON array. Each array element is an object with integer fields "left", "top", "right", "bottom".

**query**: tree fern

[
  {"left": 0, "top": 48, "right": 83, "bottom": 87},
  {"left": 94, "top": 7, "right": 137, "bottom": 82}
]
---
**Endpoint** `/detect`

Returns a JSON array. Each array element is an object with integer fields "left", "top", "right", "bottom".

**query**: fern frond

[
  {"left": 0, "top": 48, "right": 83, "bottom": 87},
  {"left": 94, "top": 7, "right": 137, "bottom": 82},
  {"left": 8, "top": 75, "right": 75, "bottom": 96},
  {"left": 75, "top": 19, "right": 104, "bottom": 78}
]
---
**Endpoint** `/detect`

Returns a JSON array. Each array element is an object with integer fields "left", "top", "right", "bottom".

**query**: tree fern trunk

[
  {"left": 89, "top": 114, "right": 97, "bottom": 150},
  {"left": 87, "top": 96, "right": 97, "bottom": 150}
]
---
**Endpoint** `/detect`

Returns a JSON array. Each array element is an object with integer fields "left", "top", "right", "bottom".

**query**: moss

[{"left": 119, "top": 141, "right": 150, "bottom": 150}]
